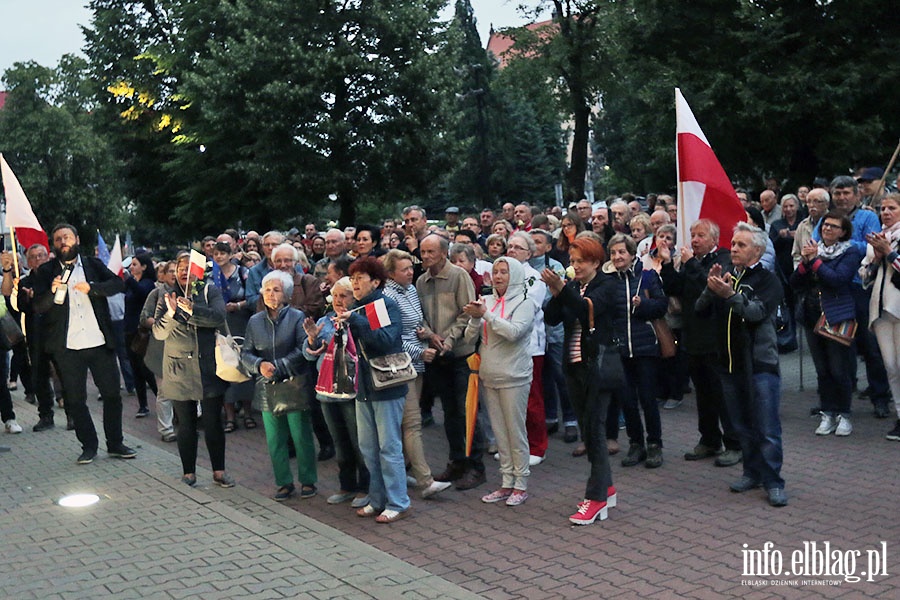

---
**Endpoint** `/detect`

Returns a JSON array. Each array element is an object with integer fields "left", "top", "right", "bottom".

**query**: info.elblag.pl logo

[{"left": 741, "top": 541, "right": 888, "bottom": 584}]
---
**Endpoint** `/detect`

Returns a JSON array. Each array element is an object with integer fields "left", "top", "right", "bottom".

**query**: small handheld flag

[
  {"left": 189, "top": 249, "right": 207, "bottom": 282},
  {"left": 364, "top": 297, "right": 391, "bottom": 330}
]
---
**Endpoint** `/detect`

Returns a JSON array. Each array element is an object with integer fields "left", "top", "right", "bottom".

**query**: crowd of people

[{"left": 3, "top": 167, "right": 900, "bottom": 523}]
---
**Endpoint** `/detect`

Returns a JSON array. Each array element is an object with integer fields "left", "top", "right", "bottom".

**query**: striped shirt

[{"left": 383, "top": 279, "right": 428, "bottom": 373}]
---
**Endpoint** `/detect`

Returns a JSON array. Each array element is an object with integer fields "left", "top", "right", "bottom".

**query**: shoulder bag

[
  {"left": 585, "top": 297, "right": 625, "bottom": 391},
  {"left": 215, "top": 318, "right": 250, "bottom": 383},
  {"left": 358, "top": 343, "right": 416, "bottom": 391},
  {"left": 263, "top": 376, "right": 306, "bottom": 416},
  {"left": 813, "top": 314, "right": 857, "bottom": 347}
]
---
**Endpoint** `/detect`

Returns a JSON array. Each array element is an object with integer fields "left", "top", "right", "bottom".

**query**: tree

[{"left": 0, "top": 58, "right": 126, "bottom": 238}]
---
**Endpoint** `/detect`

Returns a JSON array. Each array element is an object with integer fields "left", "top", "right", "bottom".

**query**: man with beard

[{"left": 30, "top": 224, "right": 135, "bottom": 464}]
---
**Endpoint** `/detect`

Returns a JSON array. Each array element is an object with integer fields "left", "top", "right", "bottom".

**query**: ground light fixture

[{"left": 56, "top": 493, "right": 102, "bottom": 508}]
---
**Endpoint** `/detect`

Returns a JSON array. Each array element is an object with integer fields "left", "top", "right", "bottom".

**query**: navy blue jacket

[
  {"left": 347, "top": 289, "right": 408, "bottom": 401},
  {"left": 605, "top": 263, "right": 668, "bottom": 358},
  {"left": 790, "top": 246, "right": 862, "bottom": 327}
]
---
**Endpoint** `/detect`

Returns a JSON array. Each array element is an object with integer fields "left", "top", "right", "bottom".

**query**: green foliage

[{"left": 0, "top": 58, "right": 126, "bottom": 238}]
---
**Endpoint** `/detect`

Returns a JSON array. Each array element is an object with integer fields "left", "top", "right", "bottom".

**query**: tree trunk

[{"left": 568, "top": 102, "right": 590, "bottom": 201}]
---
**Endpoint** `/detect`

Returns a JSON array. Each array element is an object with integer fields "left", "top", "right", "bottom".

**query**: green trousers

[{"left": 262, "top": 410, "right": 317, "bottom": 487}]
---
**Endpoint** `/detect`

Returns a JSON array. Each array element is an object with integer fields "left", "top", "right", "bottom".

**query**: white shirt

[{"left": 65, "top": 256, "right": 106, "bottom": 350}]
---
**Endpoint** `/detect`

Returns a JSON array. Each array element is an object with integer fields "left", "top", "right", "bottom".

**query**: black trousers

[
  {"left": 55, "top": 345, "right": 123, "bottom": 452},
  {"left": 27, "top": 339, "right": 56, "bottom": 420},
  {"left": 688, "top": 353, "right": 740, "bottom": 451},
  {"left": 172, "top": 396, "right": 226, "bottom": 474},
  {"left": 565, "top": 360, "right": 613, "bottom": 502}
]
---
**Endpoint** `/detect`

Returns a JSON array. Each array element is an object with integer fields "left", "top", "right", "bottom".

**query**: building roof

[{"left": 486, "top": 19, "right": 556, "bottom": 68}]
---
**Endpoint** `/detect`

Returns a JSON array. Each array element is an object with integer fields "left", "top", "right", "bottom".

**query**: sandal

[
  {"left": 356, "top": 504, "right": 379, "bottom": 518},
  {"left": 244, "top": 416, "right": 257, "bottom": 429},
  {"left": 224, "top": 420, "right": 237, "bottom": 433},
  {"left": 375, "top": 509, "right": 410, "bottom": 524}
]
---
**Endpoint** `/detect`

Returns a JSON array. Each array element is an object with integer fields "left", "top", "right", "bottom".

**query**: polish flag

[
  {"left": 364, "top": 297, "right": 391, "bottom": 330},
  {"left": 675, "top": 88, "right": 746, "bottom": 249},
  {"left": 107, "top": 234, "right": 124, "bottom": 278},
  {"left": 1, "top": 153, "right": 49, "bottom": 251},
  {"left": 189, "top": 249, "right": 207, "bottom": 281}
]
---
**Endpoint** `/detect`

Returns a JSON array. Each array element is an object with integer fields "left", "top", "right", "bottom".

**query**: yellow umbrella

[{"left": 465, "top": 353, "right": 481, "bottom": 457}]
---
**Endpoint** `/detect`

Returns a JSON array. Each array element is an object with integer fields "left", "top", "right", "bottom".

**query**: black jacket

[
  {"left": 30, "top": 255, "right": 125, "bottom": 354},
  {"left": 660, "top": 248, "right": 732, "bottom": 356},
  {"left": 544, "top": 273, "right": 616, "bottom": 362}
]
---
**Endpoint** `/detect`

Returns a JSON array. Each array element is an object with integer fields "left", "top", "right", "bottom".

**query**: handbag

[
  {"left": 651, "top": 318, "right": 677, "bottom": 359},
  {"left": 315, "top": 325, "right": 359, "bottom": 400},
  {"left": 0, "top": 313, "right": 24, "bottom": 346},
  {"left": 813, "top": 313, "right": 857, "bottom": 347},
  {"left": 215, "top": 319, "right": 250, "bottom": 383},
  {"left": 585, "top": 297, "right": 625, "bottom": 391},
  {"left": 262, "top": 376, "right": 307, "bottom": 415},
  {"left": 359, "top": 343, "right": 416, "bottom": 391},
  {"left": 129, "top": 325, "right": 151, "bottom": 357}
]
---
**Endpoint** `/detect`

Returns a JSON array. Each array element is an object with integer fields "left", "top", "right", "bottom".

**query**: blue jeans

[
  {"left": 356, "top": 397, "right": 409, "bottom": 512},
  {"left": 719, "top": 369, "right": 784, "bottom": 490}
]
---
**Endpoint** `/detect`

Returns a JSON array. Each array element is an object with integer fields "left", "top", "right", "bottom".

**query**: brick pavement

[
  {"left": 5, "top": 349, "right": 900, "bottom": 598},
  {"left": 0, "top": 393, "right": 483, "bottom": 599}
]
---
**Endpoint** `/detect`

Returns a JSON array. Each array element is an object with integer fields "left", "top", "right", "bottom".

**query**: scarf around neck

[{"left": 817, "top": 240, "right": 852, "bottom": 260}]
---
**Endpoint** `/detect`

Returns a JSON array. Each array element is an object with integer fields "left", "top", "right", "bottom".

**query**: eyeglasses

[
  {"left": 821, "top": 223, "right": 843, "bottom": 230},
  {"left": 508, "top": 244, "right": 529, "bottom": 251}
]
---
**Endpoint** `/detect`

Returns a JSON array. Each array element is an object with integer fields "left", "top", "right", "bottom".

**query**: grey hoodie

[{"left": 465, "top": 257, "right": 534, "bottom": 388}]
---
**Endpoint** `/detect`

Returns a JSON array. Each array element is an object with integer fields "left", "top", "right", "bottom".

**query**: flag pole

[
  {"left": 873, "top": 138, "right": 900, "bottom": 205},
  {"left": 674, "top": 88, "right": 687, "bottom": 252},
  {"left": 9, "top": 227, "right": 20, "bottom": 277}
]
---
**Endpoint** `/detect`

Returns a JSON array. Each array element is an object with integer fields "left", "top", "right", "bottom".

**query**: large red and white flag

[
  {"left": 107, "top": 234, "right": 124, "bottom": 278},
  {"left": 675, "top": 88, "right": 746, "bottom": 249},
  {"left": 364, "top": 297, "right": 392, "bottom": 330},
  {"left": 0, "top": 153, "right": 49, "bottom": 251}
]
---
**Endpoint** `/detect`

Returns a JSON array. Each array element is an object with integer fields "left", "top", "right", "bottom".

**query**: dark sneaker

[
  {"left": 767, "top": 487, "right": 788, "bottom": 507},
  {"left": 886, "top": 420, "right": 900, "bottom": 441},
  {"left": 299, "top": 485, "right": 317, "bottom": 499},
  {"left": 729, "top": 476, "right": 761, "bottom": 493},
  {"left": 621, "top": 443, "right": 646, "bottom": 467},
  {"left": 135, "top": 407, "right": 150, "bottom": 418},
  {"left": 77, "top": 449, "right": 97, "bottom": 464},
  {"left": 181, "top": 475, "right": 197, "bottom": 487},
  {"left": 563, "top": 425, "right": 579, "bottom": 443},
  {"left": 25, "top": 393, "right": 36, "bottom": 405},
  {"left": 645, "top": 443, "right": 663, "bottom": 468},
  {"left": 714, "top": 449, "right": 743, "bottom": 467},
  {"left": 32, "top": 417, "right": 55, "bottom": 432},
  {"left": 684, "top": 443, "right": 721, "bottom": 461},
  {"left": 274, "top": 484, "right": 295, "bottom": 501},
  {"left": 874, "top": 404, "right": 891, "bottom": 419},
  {"left": 454, "top": 468, "right": 486, "bottom": 490},
  {"left": 435, "top": 462, "right": 466, "bottom": 483},
  {"left": 213, "top": 473, "right": 236, "bottom": 488},
  {"left": 108, "top": 445, "right": 137, "bottom": 459},
  {"left": 317, "top": 444, "right": 335, "bottom": 462}
]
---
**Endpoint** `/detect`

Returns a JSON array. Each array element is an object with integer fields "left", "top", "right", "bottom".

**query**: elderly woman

[
  {"left": 463, "top": 257, "right": 535, "bottom": 506},
  {"left": 793, "top": 212, "right": 861, "bottom": 436},
  {"left": 382, "top": 250, "right": 452, "bottom": 499},
  {"left": 304, "top": 277, "right": 370, "bottom": 507},
  {"left": 542, "top": 237, "right": 617, "bottom": 525},
  {"left": 861, "top": 194, "right": 900, "bottom": 441},
  {"left": 337, "top": 257, "right": 410, "bottom": 523},
  {"left": 153, "top": 251, "right": 234, "bottom": 488},
  {"left": 449, "top": 243, "right": 484, "bottom": 296},
  {"left": 631, "top": 213, "right": 653, "bottom": 257},
  {"left": 604, "top": 233, "right": 668, "bottom": 469},
  {"left": 506, "top": 231, "right": 549, "bottom": 465},
  {"left": 242, "top": 270, "right": 317, "bottom": 500}
]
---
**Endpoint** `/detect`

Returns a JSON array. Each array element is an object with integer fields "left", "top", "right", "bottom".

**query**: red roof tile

[{"left": 486, "top": 19, "right": 557, "bottom": 68}]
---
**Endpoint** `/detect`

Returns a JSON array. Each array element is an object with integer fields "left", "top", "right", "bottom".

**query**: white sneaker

[
  {"left": 835, "top": 415, "right": 852, "bottom": 436},
  {"left": 421, "top": 480, "right": 452, "bottom": 499},
  {"left": 528, "top": 454, "right": 545, "bottom": 467},
  {"left": 4, "top": 419, "right": 23, "bottom": 434},
  {"left": 815, "top": 413, "right": 836, "bottom": 436}
]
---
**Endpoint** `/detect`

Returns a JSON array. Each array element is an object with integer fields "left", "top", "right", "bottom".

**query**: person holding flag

[
  {"left": 30, "top": 224, "right": 134, "bottom": 464},
  {"left": 337, "top": 256, "right": 410, "bottom": 523},
  {"left": 152, "top": 250, "right": 234, "bottom": 488}
]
